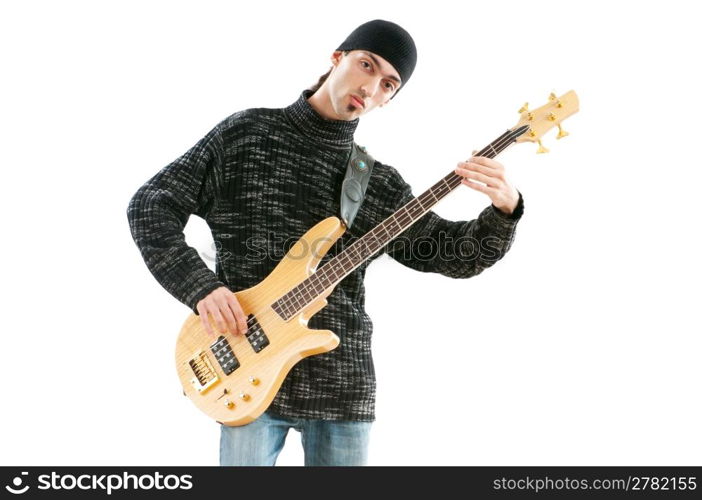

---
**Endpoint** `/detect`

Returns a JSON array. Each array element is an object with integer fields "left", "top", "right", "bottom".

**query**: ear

[{"left": 331, "top": 50, "right": 344, "bottom": 66}]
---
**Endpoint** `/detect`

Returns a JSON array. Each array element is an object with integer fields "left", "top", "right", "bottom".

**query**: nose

[
  {"left": 359, "top": 79, "right": 380, "bottom": 99},
  {"left": 360, "top": 76, "right": 386, "bottom": 100}
]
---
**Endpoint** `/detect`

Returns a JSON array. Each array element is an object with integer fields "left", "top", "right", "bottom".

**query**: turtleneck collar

[{"left": 283, "top": 89, "right": 359, "bottom": 147}]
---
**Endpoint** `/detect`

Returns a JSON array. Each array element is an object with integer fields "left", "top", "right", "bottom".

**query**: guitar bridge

[{"left": 188, "top": 350, "right": 219, "bottom": 393}]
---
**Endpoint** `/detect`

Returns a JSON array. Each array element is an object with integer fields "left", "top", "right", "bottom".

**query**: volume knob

[
  {"left": 249, "top": 376, "right": 260, "bottom": 386},
  {"left": 239, "top": 392, "right": 251, "bottom": 401}
]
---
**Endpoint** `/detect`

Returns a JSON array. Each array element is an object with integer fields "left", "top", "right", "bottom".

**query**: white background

[{"left": 1, "top": 0, "right": 700, "bottom": 466}]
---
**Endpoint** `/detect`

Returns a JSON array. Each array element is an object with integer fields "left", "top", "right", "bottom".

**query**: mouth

[{"left": 350, "top": 94, "right": 365, "bottom": 109}]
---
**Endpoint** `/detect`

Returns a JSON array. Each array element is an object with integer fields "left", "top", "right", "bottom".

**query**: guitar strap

[{"left": 340, "top": 142, "right": 375, "bottom": 229}]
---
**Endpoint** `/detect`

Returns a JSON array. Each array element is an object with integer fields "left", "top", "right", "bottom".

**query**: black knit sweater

[{"left": 127, "top": 88, "right": 524, "bottom": 421}]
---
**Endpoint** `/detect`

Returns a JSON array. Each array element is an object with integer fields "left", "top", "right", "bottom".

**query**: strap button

[{"left": 353, "top": 159, "right": 367, "bottom": 171}]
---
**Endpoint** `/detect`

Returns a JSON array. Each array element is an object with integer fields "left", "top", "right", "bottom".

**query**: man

[{"left": 127, "top": 19, "right": 524, "bottom": 466}]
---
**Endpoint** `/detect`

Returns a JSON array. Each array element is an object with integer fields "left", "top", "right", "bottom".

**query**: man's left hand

[{"left": 454, "top": 156, "right": 519, "bottom": 215}]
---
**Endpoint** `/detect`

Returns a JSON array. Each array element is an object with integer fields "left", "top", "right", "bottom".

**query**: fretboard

[{"left": 272, "top": 125, "right": 529, "bottom": 321}]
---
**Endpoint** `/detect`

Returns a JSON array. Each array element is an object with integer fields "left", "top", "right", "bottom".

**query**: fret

[
  {"left": 300, "top": 275, "right": 318, "bottom": 302},
  {"left": 390, "top": 213, "right": 403, "bottom": 233},
  {"left": 430, "top": 188, "right": 439, "bottom": 203},
  {"left": 369, "top": 235, "right": 381, "bottom": 255},
  {"left": 302, "top": 279, "right": 316, "bottom": 299},
  {"left": 275, "top": 302, "right": 287, "bottom": 319},
  {"left": 278, "top": 301, "right": 291, "bottom": 320},
  {"left": 291, "top": 288, "right": 304, "bottom": 310},
  {"left": 349, "top": 244, "right": 361, "bottom": 263},
  {"left": 361, "top": 242, "right": 375, "bottom": 260},
  {"left": 338, "top": 251, "right": 353, "bottom": 273},
  {"left": 354, "top": 241, "right": 368, "bottom": 261},
  {"left": 431, "top": 183, "right": 443, "bottom": 197},
  {"left": 311, "top": 270, "right": 324, "bottom": 290},
  {"left": 303, "top": 283, "right": 314, "bottom": 303},
  {"left": 341, "top": 252, "right": 355, "bottom": 273},
  {"left": 362, "top": 236, "right": 378, "bottom": 256},
  {"left": 379, "top": 222, "right": 392, "bottom": 239},
  {"left": 328, "top": 261, "right": 342, "bottom": 284},
  {"left": 418, "top": 191, "right": 433, "bottom": 207},
  {"left": 279, "top": 295, "right": 292, "bottom": 313},
  {"left": 313, "top": 274, "right": 325, "bottom": 293},
  {"left": 285, "top": 296, "right": 297, "bottom": 320},
  {"left": 291, "top": 291, "right": 302, "bottom": 310},
  {"left": 382, "top": 220, "right": 394, "bottom": 239},
  {"left": 441, "top": 178, "right": 452, "bottom": 190},
  {"left": 309, "top": 275, "right": 323, "bottom": 295},
  {"left": 300, "top": 290, "right": 311, "bottom": 308},
  {"left": 351, "top": 244, "right": 364, "bottom": 262},
  {"left": 317, "top": 266, "right": 336, "bottom": 289},
  {"left": 367, "top": 231, "right": 383, "bottom": 253},
  {"left": 394, "top": 212, "right": 405, "bottom": 229},
  {"left": 407, "top": 201, "right": 423, "bottom": 219},
  {"left": 329, "top": 264, "right": 340, "bottom": 281}
]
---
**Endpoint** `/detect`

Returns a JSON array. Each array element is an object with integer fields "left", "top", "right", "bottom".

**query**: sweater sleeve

[
  {"left": 380, "top": 162, "right": 524, "bottom": 279},
  {"left": 127, "top": 123, "right": 228, "bottom": 314}
]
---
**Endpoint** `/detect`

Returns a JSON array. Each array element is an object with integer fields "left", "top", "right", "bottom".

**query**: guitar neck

[{"left": 272, "top": 125, "right": 528, "bottom": 320}]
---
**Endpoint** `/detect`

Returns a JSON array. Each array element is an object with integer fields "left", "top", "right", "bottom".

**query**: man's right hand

[{"left": 196, "top": 286, "right": 248, "bottom": 338}]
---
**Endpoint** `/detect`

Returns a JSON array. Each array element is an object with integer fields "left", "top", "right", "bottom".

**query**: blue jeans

[{"left": 219, "top": 411, "right": 372, "bottom": 466}]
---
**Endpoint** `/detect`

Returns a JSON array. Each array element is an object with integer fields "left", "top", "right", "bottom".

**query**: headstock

[{"left": 512, "top": 90, "right": 579, "bottom": 153}]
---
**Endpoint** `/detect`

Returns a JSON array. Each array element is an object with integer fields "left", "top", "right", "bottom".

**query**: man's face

[{"left": 326, "top": 49, "right": 402, "bottom": 119}]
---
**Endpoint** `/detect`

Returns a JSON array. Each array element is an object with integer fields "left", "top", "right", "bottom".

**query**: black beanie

[{"left": 336, "top": 19, "right": 417, "bottom": 99}]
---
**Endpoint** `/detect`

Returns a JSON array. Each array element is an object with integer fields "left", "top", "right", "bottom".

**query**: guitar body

[{"left": 175, "top": 216, "right": 346, "bottom": 426}]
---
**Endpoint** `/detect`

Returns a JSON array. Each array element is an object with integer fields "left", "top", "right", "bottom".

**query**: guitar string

[{"left": 209, "top": 128, "right": 521, "bottom": 340}]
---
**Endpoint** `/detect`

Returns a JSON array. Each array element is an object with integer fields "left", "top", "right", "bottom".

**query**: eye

[{"left": 360, "top": 59, "right": 395, "bottom": 91}]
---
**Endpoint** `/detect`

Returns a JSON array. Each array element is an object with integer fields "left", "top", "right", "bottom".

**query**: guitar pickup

[
  {"left": 210, "top": 335, "right": 240, "bottom": 375},
  {"left": 245, "top": 314, "right": 270, "bottom": 353}
]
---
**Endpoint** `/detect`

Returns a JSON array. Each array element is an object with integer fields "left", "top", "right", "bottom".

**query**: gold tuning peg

[
  {"left": 549, "top": 92, "right": 563, "bottom": 108},
  {"left": 537, "top": 139, "right": 549, "bottom": 154},
  {"left": 556, "top": 123, "right": 569, "bottom": 139},
  {"left": 518, "top": 102, "right": 529, "bottom": 113},
  {"left": 548, "top": 112, "right": 557, "bottom": 121}
]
